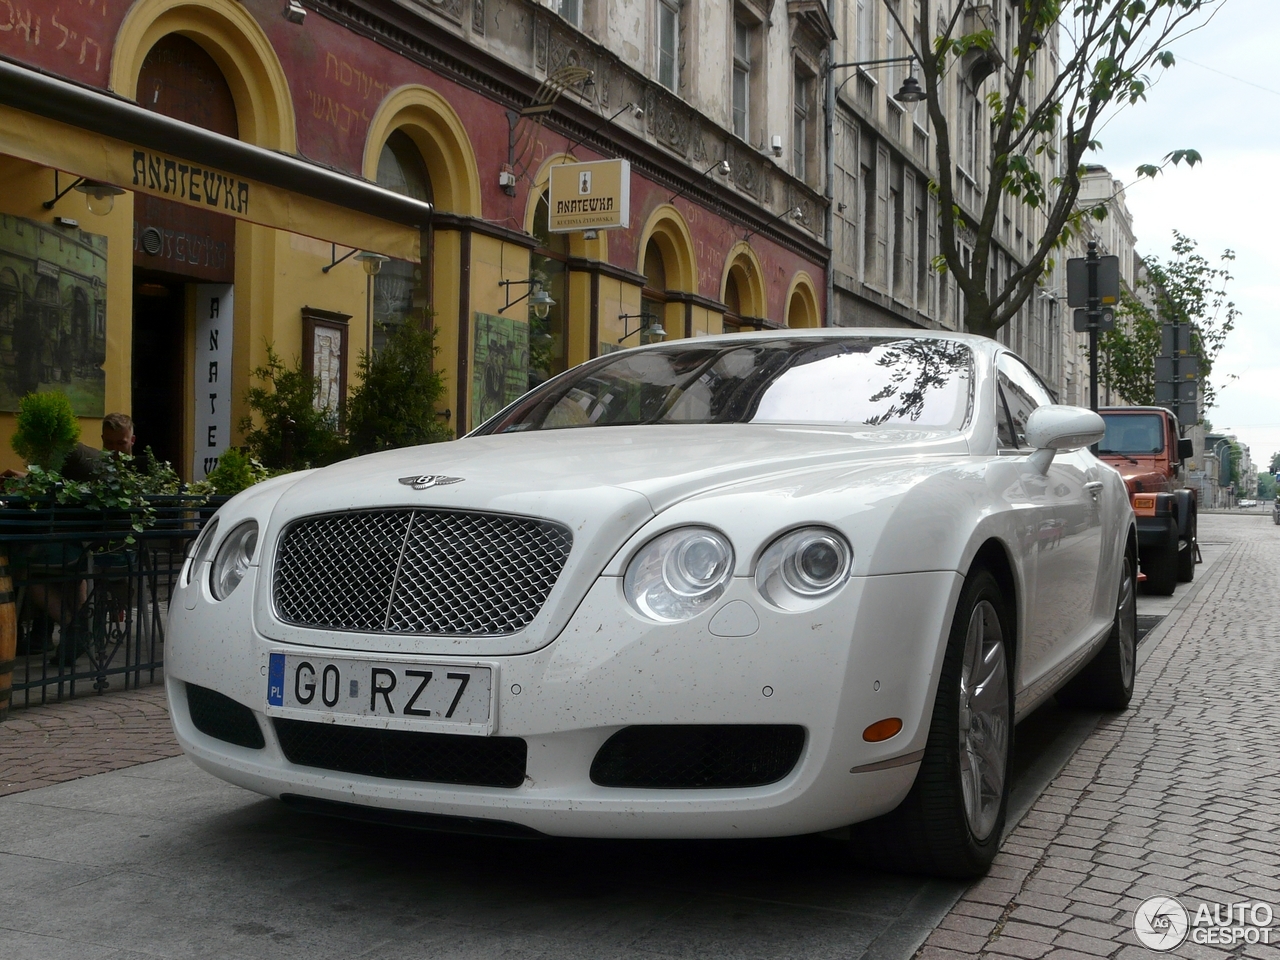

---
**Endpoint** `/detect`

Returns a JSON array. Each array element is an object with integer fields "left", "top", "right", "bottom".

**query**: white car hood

[{"left": 253, "top": 423, "right": 969, "bottom": 656}]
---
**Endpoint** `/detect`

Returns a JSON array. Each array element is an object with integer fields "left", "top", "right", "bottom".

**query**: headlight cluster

[
  {"left": 624, "top": 525, "right": 852, "bottom": 622},
  {"left": 754, "top": 528, "right": 853, "bottom": 611},
  {"left": 210, "top": 521, "right": 259, "bottom": 600},
  {"left": 624, "top": 528, "right": 734, "bottom": 622}
]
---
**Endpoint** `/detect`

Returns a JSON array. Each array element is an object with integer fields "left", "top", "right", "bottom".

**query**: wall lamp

[
  {"left": 618, "top": 310, "right": 667, "bottom": 344},
  {"left": 43, "top": 174, "right": 125, "bottom": 216},
  {"left": 668, "top": 158, "right": 731, "bottom": 204},
  {"left": 743, "top": 205, "right": 803, "bottom": 242},
  {"left": 499, "top": 278, "right": 555, "bottom": 319},
  {"left": 283, "top": 1, "right": 307, "bottom": 24},
  {"left": 829, "top": 56, "right": 926, "bottom": 103},
  {"left": 322, "top": 247, "right": 389, "bottom": 274}
]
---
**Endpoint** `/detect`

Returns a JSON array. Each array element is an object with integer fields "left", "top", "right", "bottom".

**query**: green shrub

[
  {"left": 239, "top": 344, "right": 345, "bottom": 470},
  {"left": 345, "top": 320, "right": 452, "bottom": 456},
  {"left": 204, "top": 447, "right": 273, "bottom": 497},
  {"left": 11, "top": 391, "right": 81, "bottom": 471}
]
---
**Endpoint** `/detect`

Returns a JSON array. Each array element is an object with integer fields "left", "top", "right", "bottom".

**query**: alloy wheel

[
  {"left": 1117, "top": 558, "right": 1136, "bottom": 689},
  {"left": 958, "top": 599, "right": 1010, "bottom": 841}
]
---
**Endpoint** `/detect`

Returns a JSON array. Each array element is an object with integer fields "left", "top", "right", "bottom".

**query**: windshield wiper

[{"left": 1099, "top": 450, "right": 1140, "bottom": 464}]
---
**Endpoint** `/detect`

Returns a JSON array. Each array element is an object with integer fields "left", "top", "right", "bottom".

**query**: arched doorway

[
  {"left": 373, "top": 129, "right": 433, "bottom": 354},
  {"left": 721, "top": 245, "right": 767, "bottom": 332},
  {"left": 641, "top": 239, "right": 669, "bottom": 344},
  {"left": 132, "top": 32, "right": 240, "bottom": 472},
  {"left": 785, "top": 274, "right": 821, "bottom": 328}
]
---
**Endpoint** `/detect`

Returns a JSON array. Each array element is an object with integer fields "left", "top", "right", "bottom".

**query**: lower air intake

[
  {"left": 273, "top": 718, "right": 527, "bottom": 788},
  {"left": 590, "top": 725, "right": 805, "bottom": 789},
  {"left": 186, "top": 683, "right": 265, "bottom": 749}
]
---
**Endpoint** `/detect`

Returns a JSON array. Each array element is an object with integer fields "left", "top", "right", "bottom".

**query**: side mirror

[
  {"left": 1178, "top": 438, "right": 1194, "bottom": 462},
  {"left": 1024, "top": 405, "right": 1106, "bottom": 475}
]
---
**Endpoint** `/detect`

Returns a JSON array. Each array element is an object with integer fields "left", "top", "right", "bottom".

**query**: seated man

[{"left": 60, "top": 412, "right": 136, "bottom": 480}]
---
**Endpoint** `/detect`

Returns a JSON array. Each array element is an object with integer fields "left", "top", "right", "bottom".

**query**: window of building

[
  {"left": 657, "top": 0, "right": 679, "bottom": 92},
  {"left": 374, "top": 129, "right": 433, "bottom": 354},
  {"left": 733, "top": 19, "right": 751, "bottom": 139},
  {"left": 856, "top": 0, "right": 876, "bottom": 62},
  {"left": 793, "top": 72, "right": 809, "bottom": 176},
  {"left": 959, "top": 83, "right": 981, "bottom": 177},
  {"left": 862, "top": 157, "right": 875, "bottom": 277},
  {"left": 558, "top": 0, "right": 580, "bottom": 28},
  {"left": 530, "top": 192, "right": 570, "bottom": 389}
]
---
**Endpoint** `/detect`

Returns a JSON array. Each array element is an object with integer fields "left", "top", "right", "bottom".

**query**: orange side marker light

[{"left": 863, "top": 718, "right": 903, "bottom": 742}]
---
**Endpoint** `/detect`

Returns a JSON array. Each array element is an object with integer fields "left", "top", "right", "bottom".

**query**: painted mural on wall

[
  {"left": 0, "top": 214, "right": 107, "bottom": 416},
  {"left": 471, "top": 312, "right": 529, "bottom": 428}
]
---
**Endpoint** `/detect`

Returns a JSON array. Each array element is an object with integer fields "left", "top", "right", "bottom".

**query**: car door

[{"left": 995, "top": 353, "right": 1106, "bottom": 692}]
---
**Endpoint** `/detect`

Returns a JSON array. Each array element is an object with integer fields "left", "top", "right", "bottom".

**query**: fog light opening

[{"left": 863, "top": 718, "right": 903, "bottom": 742}]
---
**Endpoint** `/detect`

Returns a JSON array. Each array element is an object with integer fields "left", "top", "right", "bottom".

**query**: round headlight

[
  {"left": 210, "top": 520, "right": 259, "bottom": 600},
  {"left": 756, "top": 527, "right": 852, "bottom": 611},
  {"left": 182, "top": 517, "right": 219, "bottom": 588},
  {"left": 625, "top": 527, "right": 734, "bottom": 622}
]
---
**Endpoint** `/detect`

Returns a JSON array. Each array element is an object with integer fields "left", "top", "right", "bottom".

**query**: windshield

[
  {"left": 473, "top": 337, "right": 975, "bottom": 434},
  {"left": 1100, "top": 414, "right": 1165, "bottom": 454}
]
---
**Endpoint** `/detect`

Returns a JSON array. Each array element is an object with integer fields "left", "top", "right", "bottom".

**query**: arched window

[
  {"left": 642, "top": 239, "right": 668, "bottom": 342},
  {"left": 374, "top": 129, "right": 434, "bottom": 352},
  {"left": 530, "top": 192, "right": 568, "bottom": 388},
  {"left": 0, "top": 267, "right": 19, "bottom": 335}
]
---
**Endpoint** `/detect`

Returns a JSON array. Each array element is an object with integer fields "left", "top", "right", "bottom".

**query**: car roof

[{"left": 625, "top": 327, "right": 1001, "bottom": 356}]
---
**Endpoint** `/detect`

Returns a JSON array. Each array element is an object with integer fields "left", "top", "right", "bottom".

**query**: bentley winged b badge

[{"left": 399, "top": 475, "right": 464, "bottom": 490}]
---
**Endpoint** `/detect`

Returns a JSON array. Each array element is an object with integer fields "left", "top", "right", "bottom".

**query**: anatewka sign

[{"left": 547, "top": 159, "right": 630, "bottom": 232}]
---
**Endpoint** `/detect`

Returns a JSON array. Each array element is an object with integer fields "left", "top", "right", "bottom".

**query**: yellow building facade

[{"left": 0, "top": 0, "right": 828, "bottom": 477}]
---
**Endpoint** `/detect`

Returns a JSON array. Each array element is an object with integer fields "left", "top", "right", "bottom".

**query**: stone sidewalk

[
  {"left": 0, "top": 685, "right": 180, "bottom": 796},
  {"left": 919, "top": 512, "right": 1280, "bottom": 960}
]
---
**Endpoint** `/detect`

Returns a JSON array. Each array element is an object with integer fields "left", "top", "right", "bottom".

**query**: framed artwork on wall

[{"left": 302, "top": 306, "right": 351, "bottom": 416}]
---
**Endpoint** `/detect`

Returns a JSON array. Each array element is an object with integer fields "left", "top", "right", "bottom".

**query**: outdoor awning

[{"left": 0, "top": 57, "right": 433, "bottom": 262}]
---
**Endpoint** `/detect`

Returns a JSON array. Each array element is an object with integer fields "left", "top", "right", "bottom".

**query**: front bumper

[
  {"left": 166, "top": 567, "right": 962, "bottom": 838},
  {"left": 1135, "top": 516, "right": 1176, "bottom": 550}
]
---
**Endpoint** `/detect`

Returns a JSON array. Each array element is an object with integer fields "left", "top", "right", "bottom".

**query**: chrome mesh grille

[{"left": 273, "top": 510, "right": 573, "bottom": 635}]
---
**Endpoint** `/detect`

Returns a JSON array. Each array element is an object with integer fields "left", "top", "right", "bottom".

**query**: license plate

[{"left": 265, "top": 653, "right": 492, "bottom": 731}]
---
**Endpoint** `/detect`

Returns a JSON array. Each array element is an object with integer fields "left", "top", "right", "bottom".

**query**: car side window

[{"left": 996, "top": 354, "right": 1054, "bottom": 449}]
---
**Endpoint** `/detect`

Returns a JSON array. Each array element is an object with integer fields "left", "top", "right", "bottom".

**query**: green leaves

[
  {"left": 1098, "top": 230, "right": 1238, "bottom": 411},
  {"left": 11, "top": 392, "right": 80, "bottom": 472},
  {"left": 1135, "top": 148, "right": 1203, "bottom": 179}
]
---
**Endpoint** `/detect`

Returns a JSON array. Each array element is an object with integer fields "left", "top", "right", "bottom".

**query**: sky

[{"left": 1089, "top": 0, "right": 1280, "bottom": 468}]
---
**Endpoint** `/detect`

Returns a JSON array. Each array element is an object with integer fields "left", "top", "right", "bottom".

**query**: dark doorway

[{"left": 131, "top": 273, "right": 186, "bottom": 472}]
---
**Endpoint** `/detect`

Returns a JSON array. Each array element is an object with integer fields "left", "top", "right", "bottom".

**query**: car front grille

[
  {"left": 273, "top": 718, "right": 528, "bottom": 788},
  {"left": 272, "top": 509, "right": 573, "bottom": 635},
  {"left": 590, "top": 725, "right": 806, "bottom": 789}
]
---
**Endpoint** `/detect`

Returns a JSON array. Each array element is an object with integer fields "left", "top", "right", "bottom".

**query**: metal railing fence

[{"left": 1, "top": 494, "right": 227, "bottom": 710}]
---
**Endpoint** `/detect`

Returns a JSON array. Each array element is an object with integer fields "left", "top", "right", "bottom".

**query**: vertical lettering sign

[{"left": 194, "top": 284, "right": 234, "bottom": 480}]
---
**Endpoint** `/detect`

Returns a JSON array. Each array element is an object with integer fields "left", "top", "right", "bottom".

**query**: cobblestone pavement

[
  {"left": 919, "top": 512, "right": 1280, "bottom": 960},
  {"left": 0, "top": 685, "right": 179, "bottom": 796}
]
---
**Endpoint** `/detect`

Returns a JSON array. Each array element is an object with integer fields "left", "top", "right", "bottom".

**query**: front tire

[
  {"left": 1057, "top": 553, "right": 1137, "bottom": 711},
  {"left": 1176, "top": 510, "right": 1196, "bottom": 583},
  {"left": 850, "top": 568, "right": 1013, "bottom": 879}
]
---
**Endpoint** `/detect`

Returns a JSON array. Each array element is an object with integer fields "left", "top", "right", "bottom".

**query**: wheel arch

[{"left": 968, "top": 538, "right": 1020, "bottom": 670}]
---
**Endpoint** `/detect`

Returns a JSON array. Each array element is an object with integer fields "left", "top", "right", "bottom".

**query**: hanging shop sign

[
  {"left": 547, "top": 159, "right": 631, "bottom": 233},
  {"left": 193, "top": 284, "right": 234, "bottom": 481}
]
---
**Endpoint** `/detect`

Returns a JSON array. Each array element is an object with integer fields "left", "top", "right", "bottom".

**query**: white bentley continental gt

[{"left": 167, "top": 329, "right": 1137, "bottom": 878}]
